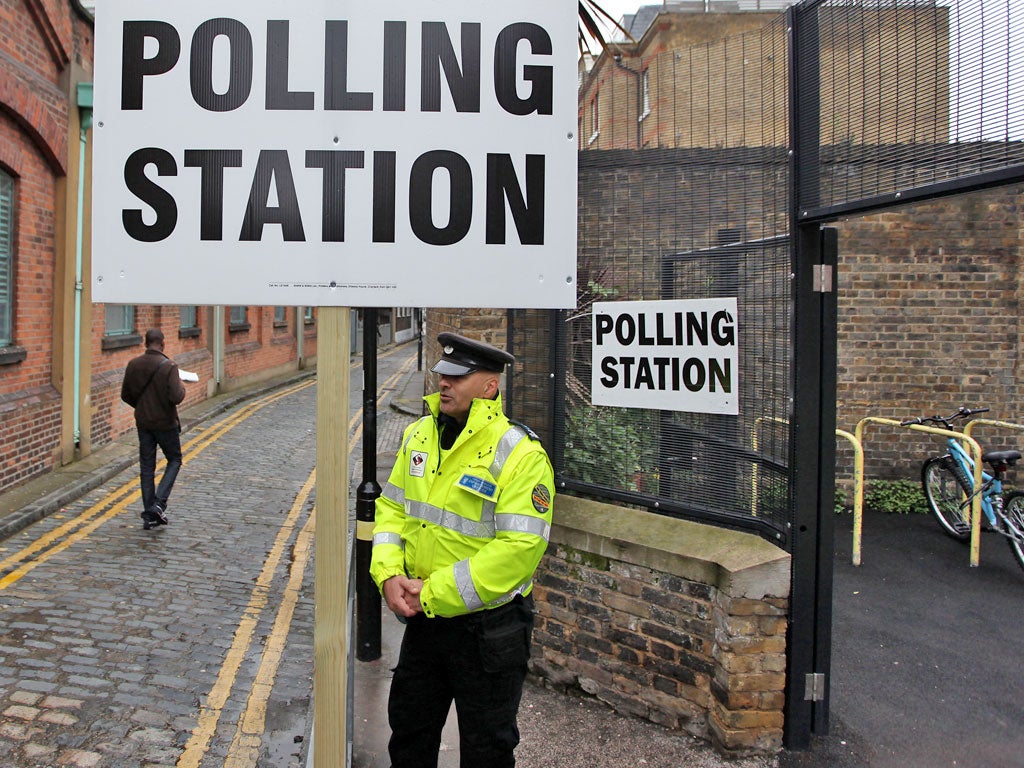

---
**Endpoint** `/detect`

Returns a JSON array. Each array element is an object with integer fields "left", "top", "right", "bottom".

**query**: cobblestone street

[{"left": 0, "top": 345, "right": 418, "bottom": 767}]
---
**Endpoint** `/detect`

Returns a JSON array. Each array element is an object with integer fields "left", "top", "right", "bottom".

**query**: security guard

[{"left": 371, "top": 332, "right": 554, "bottom": 768}]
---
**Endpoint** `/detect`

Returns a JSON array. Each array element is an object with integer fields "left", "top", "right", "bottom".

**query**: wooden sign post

[{"left": 314, "top": 306, "right": 350, "bottom": 765}]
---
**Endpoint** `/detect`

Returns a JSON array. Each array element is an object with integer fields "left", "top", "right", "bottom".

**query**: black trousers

[
  {"left": 388, "top": 595, "right": 534, "bottom": 768},
  {"left": 137, "top": 426, "right": 182, "bottom": 514}
]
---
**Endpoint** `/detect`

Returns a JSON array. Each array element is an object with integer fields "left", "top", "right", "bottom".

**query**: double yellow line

[
  {"left": 0, "top": 378, "right": 315, "bottom": 591},
  {"left": 180, "top": 352, "right": 416, "bottom": 768}
]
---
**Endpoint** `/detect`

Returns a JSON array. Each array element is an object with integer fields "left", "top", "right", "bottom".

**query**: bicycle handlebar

[{"left": 899, "top": 406, "right": 989, "bottom": 429}]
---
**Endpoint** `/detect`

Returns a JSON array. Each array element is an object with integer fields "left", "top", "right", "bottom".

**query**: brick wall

[
  {"left": 834, "top": 185, "right": 1024, "bottom": 481},
  {"left": 532, "top": 496, "right": 789, "bottom": 755},
  {"left": 582, "top": 7, "right": 947, "bottom": 152},
  {"left": 0, "top": 0, "right": 86, "bottom": 494}
]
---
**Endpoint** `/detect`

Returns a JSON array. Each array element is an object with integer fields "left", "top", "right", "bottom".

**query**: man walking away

[{"left": 120, "top": 328, "right": 187, "bottom": 530}]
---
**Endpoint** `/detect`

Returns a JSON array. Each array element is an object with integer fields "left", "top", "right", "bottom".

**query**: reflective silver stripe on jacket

[
  {"left": 489, "top": 426, "right": 527, "bottom": 480},
  {"left": 481, "top": 500, "right": 496, "bottom": 531},
  {"left": 405, "top": 502, "right": 549, "bottom": 542},
  {"left": 496, "top": 513, "right": 550, "bottom": 541},
  {"left": 454, "top": 559, "right": 483, "bottom": 611},
  {"left": 454, "top": 558, "right": 533, "bottom": 612},
  {"left": 407, "top": 500, "right": 496, "bottom": 539},
  {"left": 372, "top": 532, "right": 404, "bottom": 549},
  {"left": 382, "top": 482, "right": 405, "bottom": 505},
  {"left": 486, "top": 580, "right": 532, "bottom": 609}
]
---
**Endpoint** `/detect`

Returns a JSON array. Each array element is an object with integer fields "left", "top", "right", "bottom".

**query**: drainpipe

[
  {"left": 213, "top": 305, "right": 224, "bottom": 390},
  {"left": 74, "top": 82, "right": 93, "bottom": 445},
  {"left": 612, "top": 54, "right": 643, "bottom": 149},
  {"left": 296, "top": 306, "right": 305, "bottom": 368}
]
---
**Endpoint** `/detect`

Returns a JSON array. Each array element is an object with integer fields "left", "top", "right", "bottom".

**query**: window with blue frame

[
  {"left": 180, "top": 305, "right": 201, "bottom": 338},
  {"left": 104, "top": 304, "right": 135, "bottom": 336},
  {"left": 229, "top": 305, "right": 249, "bottom": 331}
]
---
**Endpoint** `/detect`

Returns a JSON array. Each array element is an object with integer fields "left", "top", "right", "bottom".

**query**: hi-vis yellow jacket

[{"left": 370, "top": 392, "right": 554, "bottom": 618}]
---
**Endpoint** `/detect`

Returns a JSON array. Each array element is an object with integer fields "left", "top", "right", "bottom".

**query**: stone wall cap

[{"left": 552, "top": 495, "right": 790, "bottom": 600}]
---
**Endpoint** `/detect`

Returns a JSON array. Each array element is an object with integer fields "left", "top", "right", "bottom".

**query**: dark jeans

[
  {"left": 388, "top": 595, "right": 534, "bottom": 768},
  {"left": 137, "top": 426, "right": 182, "bottom": 513}
]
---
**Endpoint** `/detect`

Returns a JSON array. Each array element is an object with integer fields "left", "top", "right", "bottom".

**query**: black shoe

[
  {"left": 150, "top": 504, "right": 169, "bottom": 526},
  {"left": 141, "top": 511, "right": 157, "bottom": 530}
]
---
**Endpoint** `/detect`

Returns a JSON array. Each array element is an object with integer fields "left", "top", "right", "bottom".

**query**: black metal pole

[
  {"left": 416, "top": 308, "right": 423, "bottom": 371},
  {"left": 356, "top": 308, "right": 382, "bottom": 661}
]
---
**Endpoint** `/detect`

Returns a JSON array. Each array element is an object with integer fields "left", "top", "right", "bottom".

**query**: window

[
  {"left": 588, "top": 94, "right": 600, "bottom": 145},
  {"left": 640, "top": 69, "right": 651, "bottom": 122},
  {"left": 0, "top": 170, "right": 12, "bottom": 347},
  {"left": 105, "top": 305, "right": 135, "bottom": 336},
  {"left": 101, "top": 304, "right": 139, "bottom": 349},
  {"left": 229, "top": 305, "right": 249, "bottom": 331},
  {"left": 304, "top": 306, "right": 314, "bottom": 324},
  {"left": 179, "top": 306, "right": 200, "bottom": 338},
  {"left": 274, "top": 306, "right": 287, "bottom": 326}
]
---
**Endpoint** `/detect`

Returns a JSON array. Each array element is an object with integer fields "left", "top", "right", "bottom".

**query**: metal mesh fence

[
  {"left": 799, "top": 0, "right": 1024, "bottom": 218},
  {"left": 509, "top": 13, "right": 795, "bottom": 541}
]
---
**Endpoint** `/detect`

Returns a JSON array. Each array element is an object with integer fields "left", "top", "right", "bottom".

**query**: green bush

[
  {"left": 565, "top": 405, "right": 652, "bottom": 492},
  {"left": 863, "top": 478, "right": 927, "bottom": 515},
  {"left": 834, "top": 486, "right": 847, "bottom": 514}
]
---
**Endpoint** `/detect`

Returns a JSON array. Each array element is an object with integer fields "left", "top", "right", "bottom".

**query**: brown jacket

[{"left": 120, "top": 349, "right": 186, "bottom": 430}]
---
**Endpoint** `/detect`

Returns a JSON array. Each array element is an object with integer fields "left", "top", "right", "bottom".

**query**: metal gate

[{"left": 507, "top": 0, "right": 1024, "bottom": 749}]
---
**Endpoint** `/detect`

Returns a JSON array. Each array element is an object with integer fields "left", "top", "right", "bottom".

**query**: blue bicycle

[{"left": 903, "top": 407, "right": 1024, "bottom": 572}]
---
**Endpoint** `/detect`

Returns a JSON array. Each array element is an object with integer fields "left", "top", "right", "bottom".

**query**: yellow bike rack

[
  {"left": 835, "top": 428, "right": 864, "bottom": 564},
  {"left": 963, "top": 418, "right": 1024, "bottom": 443},
  {"left": 854, "top": 417, "right": 984, "bottom": 567}
]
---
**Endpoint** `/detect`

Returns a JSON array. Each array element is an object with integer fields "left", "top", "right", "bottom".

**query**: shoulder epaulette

[{"left": 509, "top": 420, "right": 541, "bottom": 442}]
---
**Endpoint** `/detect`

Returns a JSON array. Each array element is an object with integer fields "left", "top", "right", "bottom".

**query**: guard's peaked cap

[{"left": 431, "top": 332, "right": 514, "bottom": 376}]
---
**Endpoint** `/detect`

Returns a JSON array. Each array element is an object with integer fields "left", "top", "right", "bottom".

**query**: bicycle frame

[{"left": 945, "top": 437, "right": 999, "bottom": 527}]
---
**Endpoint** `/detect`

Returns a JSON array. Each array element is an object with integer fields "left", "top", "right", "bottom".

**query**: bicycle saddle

[{"left": 983, "top": 450, "right": 1021, "bottom": 468}]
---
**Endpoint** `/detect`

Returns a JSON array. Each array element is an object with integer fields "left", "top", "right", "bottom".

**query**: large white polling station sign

[
  {"left": 592, "top": 299, "right": 739, "bottom": 415},
  {"left": 91, "top": 1, "right": 577, "bottom": 308}
]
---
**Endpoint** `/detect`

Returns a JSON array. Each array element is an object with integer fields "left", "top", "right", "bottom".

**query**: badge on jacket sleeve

[
  {"left": 410, "top": 451, "right": 428, "bottom": 477},
  {"left": 532, "top": 485, "right": 551, "bottom": 514}
]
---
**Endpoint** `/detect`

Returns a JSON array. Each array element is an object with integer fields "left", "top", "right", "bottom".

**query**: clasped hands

[{"left": 383, "top": 575, "right": 424, "bottom": 617}]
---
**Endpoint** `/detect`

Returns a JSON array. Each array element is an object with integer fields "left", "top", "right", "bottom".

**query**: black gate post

[
  {"left": 356, "top": 308, "right": 382, "bottom": 661},
  {"left": 785, "top": 1, "right": 837, "bottom": 749}
]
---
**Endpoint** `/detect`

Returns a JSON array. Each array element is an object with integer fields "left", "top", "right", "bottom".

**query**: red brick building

[{"left": 0, "top": 1, "right": 324, "bottom": 495}]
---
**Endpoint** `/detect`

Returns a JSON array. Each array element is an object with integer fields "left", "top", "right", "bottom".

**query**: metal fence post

[{"left": 356, "top": 308, "right": 382, "bottom": 662}]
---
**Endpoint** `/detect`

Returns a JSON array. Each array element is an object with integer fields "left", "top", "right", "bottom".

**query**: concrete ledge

[{"left": 551, "top": 495, "right": 790, "bottom": 600}]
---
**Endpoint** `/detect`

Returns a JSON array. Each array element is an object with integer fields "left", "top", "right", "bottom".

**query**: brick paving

[{"left": 0, "top": 345, "right": 421, "bottom": 767}]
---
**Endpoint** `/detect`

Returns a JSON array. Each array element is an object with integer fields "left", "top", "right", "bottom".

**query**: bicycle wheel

[
  {"left": 1002, "top": 491, "right": 1024, "bottom": 573},
  {"left": 922, "top": 456, "right": 971, "bottom": 541}
]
